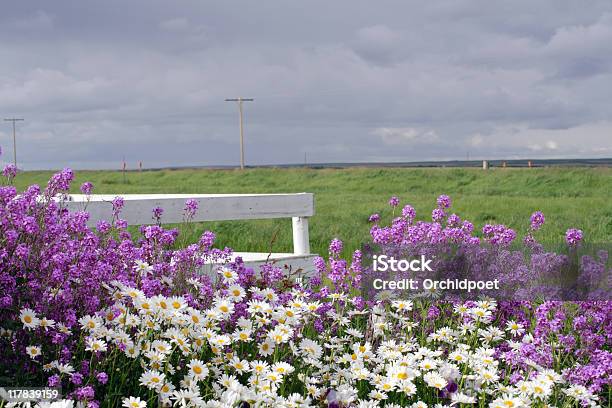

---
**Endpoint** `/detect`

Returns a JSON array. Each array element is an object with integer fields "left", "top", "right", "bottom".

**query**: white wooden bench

[{"left": 63, "top": 193, "right": 317, "bottom": 275}]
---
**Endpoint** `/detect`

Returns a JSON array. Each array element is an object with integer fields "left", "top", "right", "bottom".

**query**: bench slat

[{"left": 63, "top": 193, "right": 314, "bottom": 227}]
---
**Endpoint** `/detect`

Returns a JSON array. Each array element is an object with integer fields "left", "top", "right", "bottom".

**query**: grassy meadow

[{"left": 12, "top": 167, "right": 612, "bottom": 258}]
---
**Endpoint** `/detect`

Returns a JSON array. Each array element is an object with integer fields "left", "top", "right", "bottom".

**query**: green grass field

[{"left": 12, "top": 167, "right": 612, "bottom": 257}]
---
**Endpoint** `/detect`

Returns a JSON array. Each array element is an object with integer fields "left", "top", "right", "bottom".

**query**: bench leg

[{"left": 292, "top": 216, "right": 310, "bottom": 255}]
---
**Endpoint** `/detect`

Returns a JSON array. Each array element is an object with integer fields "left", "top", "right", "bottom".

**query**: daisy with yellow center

[
  {"left": 19, "top": 308, "right": 40, "bottom": 329},
  {"left": 26, "top": 345, "right": 41, "bottom": 359},
  {"left": 122, "top": 396, "right": 146, "bottom": 408},
  {"left": 188, "top": 359, "right": 209, "bottom": 381}
]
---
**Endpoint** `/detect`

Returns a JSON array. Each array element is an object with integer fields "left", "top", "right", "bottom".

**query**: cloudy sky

[{"left": 1, "top": 1, "right": 611, "bottom": 169}]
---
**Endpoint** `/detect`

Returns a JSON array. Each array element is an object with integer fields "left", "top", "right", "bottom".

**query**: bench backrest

[{"left": 63, "top": 193, "right": 314, "bottom": 255}]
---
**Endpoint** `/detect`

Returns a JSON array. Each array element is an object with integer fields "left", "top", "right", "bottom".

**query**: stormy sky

[{"left": 1, "top": 1, "right": 611, "bottom": 169}]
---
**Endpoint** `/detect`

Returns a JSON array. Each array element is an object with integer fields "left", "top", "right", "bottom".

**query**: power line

[
  {"left": 225, "top": 97, "right": 254, "bottom": 170},
  {"left": 4, "top": 118, "right": 24, "bottom": 168}
]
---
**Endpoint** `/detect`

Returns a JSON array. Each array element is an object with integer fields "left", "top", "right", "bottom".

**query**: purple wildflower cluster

[
  {"left": 80, "top": 181, "right": 94, "bottom": 195},
  {"left": 388, "top": 196, "right": 400, "bottom": 208},
  {"left": 313, "top": 195, "right": 610, "bottom": 394},
  {"left": 0, "top": 168, "right": 236, "bottom": 403},
  {"left": 565, "top": 228, "right": 584, "bottom": 246},
  {"left": 184, "top": 198, "right": 199, "bottom": 219},
  {"left": 3, "top": 164, "right": 18, "bottom": 180}
]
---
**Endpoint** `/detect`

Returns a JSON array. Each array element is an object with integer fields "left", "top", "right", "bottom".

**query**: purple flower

[
  {"left": 115, "top": 219, "right": 128, "bottom": 229},
  {"left": 447, "top": 213, "right": 461, "bottom": 227},
  {"left": 96, "top": 220, "right": 112, "bottom": 234},
  {"left": 111, "top": 196, "right": 124, "bottom": 214},
  {"left": 199, "top": 230, "right": 215, "bottom": 250},
  {"left": 2, "top": 164, "right": 18, "bottom": 179},
  {"left": 432, "top": 208, "right": 445, "bottom": 222},
  {"left": 313, "top": 256, "right": 326, "bottom": 273},
  {"left": 314, "top": 319, "right": 324, "bottom": 333},
  {"left": 368, "top": 213, "right": 380, "bottom": 223},
  {"left": 152, "top": 206, "right": 164, "bottom": 222},
  {"left": 401, "top": 205, "right": 416, "bottom": 221},
  {"left": 80, "top": 182, "right": 94, "bottom": 195},
  {"left": 445, "top": 381, "right": 458, "bottom": 393},
  {"left": 566, "top": 228, "right": 583, "bottom": 246},
  {"left": 483, "top": 224, "right": 516, "bottom": 246},
  {"left": 328, "top": 238, "right": 343, "bottom": 256},
  {"left": 70, "top": 372, "right": 84, "bottom": 385},
  {"left": 96, "top": 371, "right": 108, "bottom": 384},
  {"left": 184, "top": 199, "right": 199, "bottom": 218},
  {"left": 530, "top": 211, "right": 545, "bottom": 231},
  {"left": 46, "top": 168, "right": 74, "bottom": 195},
  {"left": 482, "top": 224, "right": 494, "bottom": 235},
  {"left": 461, "top": 220, "right": 474, "bottom": 234},
  {"left": 75, "top": 385, "right": 95, "bottom": 400},
  {"left": 388, "top": 196, "right": 400, "bottom": 207},
  {"left": 352, "top": 296, "right": 365, "bottom": 310},
  {"left": 436, "top": 194, "right": 452, "bottom": 209},
  {"left": 48, "top": 374, "right": 61, "bottom": 387}
]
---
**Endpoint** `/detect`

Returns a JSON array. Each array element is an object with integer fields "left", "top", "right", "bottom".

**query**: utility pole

[
  {"left": 4, "top": 118, "right": 24, "bottom": 167},
  {"left": 225, "top": 97, "right": 254, "bottom": 170}
]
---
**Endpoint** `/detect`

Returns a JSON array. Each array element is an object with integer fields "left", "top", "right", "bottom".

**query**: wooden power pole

[
  {"left": 225, "top": 97, "right": 254, "bottom": 170},
  {"left": 4, "top": 118, "right": 24, "bottom": 167}
]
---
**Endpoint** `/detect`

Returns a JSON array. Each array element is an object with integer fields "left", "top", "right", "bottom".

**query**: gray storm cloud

[{"left": 0, "top": 0, "right": 611, "bottom": 169}]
